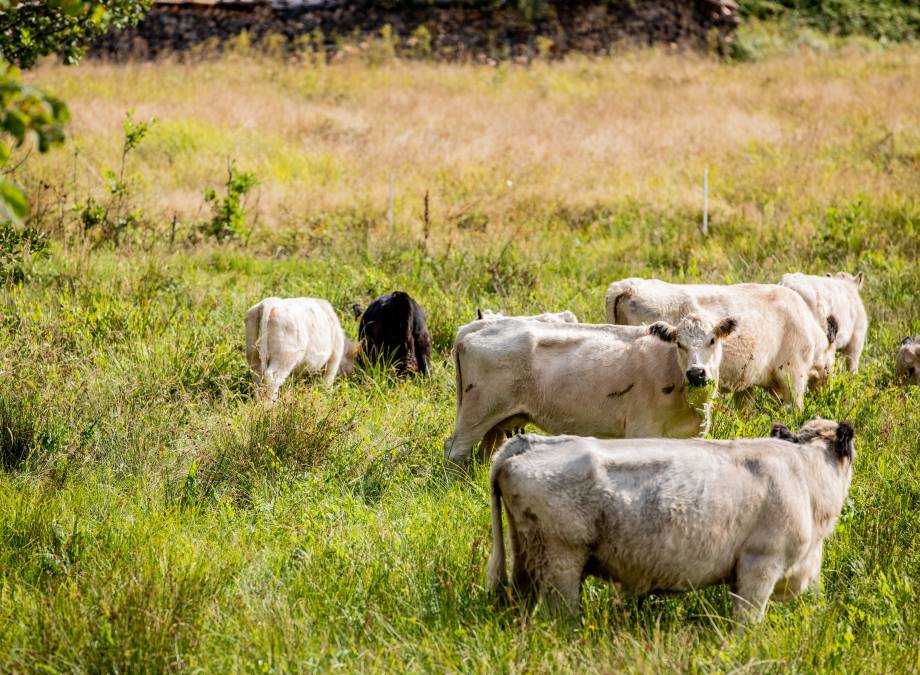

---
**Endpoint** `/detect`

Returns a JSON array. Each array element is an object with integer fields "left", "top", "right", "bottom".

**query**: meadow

[{"left": 1, "top": 40, "right": 919, "bottom": 671}]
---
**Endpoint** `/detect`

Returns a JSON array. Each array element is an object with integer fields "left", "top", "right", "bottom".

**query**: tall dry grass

[{"left": 24, "top": 46, "right": 920, "bottom": 242}]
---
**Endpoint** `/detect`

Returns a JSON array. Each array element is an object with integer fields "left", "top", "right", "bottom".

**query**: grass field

[{"left": 1, "top": 43, "right": 919, "bottom": 671}]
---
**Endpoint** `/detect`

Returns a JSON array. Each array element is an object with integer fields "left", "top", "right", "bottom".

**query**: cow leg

[
  {"left": 774, "top": 370, "right": 806, "bottom": 408},
  {"left": 443, "top": 413, "right": 510, "bottom": 468},
  {"left": 477, "top": 427, "right": 506, "bottom": 463},
  {"left": 772, "top": 547, "right": 823, "bottom": 602},
  {"left": 539, "top": 545, "right": 585, "bottom": 613},
  {"left": 323, "top": 344, "right": 343, "bottom": 387},
  {"left": 263, "top": 355, "right": 299, "bottom": 403},
  {"left": 732, "top": 554, "right": 785, "bottom": 622},
  {"left": 843, "top": 340, "right": 863, "bottom": 373}
]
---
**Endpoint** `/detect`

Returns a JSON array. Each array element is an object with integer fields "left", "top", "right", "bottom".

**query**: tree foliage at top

[
  {"left": 0, "top": 0, "right": 151, "bottom": 68},
  {"left": 0, "top": 1, "right": 151, "bottom": 222}
]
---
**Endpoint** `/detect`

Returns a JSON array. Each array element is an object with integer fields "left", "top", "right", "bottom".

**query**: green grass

[{"left": 2, "top": 49, "right": 920, "bottom": 671}]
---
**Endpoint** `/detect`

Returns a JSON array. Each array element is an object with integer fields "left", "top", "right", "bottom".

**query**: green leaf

[{"left": 0, "top": 180, "right": 30, "bottom": 222}]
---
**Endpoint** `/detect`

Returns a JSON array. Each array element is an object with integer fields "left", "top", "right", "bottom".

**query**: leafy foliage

[
  {"left": 0, "top": 219, "right": 48, "bottom": 283},
  {"left": 0, "top": 1, "right": 150, "bottom": 226},
  {"left": 74, "top": 110, "right": 155, "bottom": 246},
  {"left": 739, "top": 0, "right": 920, "bottom": 40},
  {"left": 0, "top": 63, "right": 69, "bottom": 222},
  {"left": 202, "top": 161, "right": 257, "bottom": 243},
  {"left": 0, "top": 0, "right": 152, "bottom": 68}
]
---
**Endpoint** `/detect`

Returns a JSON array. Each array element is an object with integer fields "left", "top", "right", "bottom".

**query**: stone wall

[{"left": 91, "top": 0, "right": 740, "bottom": 62}]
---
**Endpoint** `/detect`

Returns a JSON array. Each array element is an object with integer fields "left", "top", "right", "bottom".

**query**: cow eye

[
  {"left": 910, "top": 366, "right": 917, "bottom": 376},
  {"left": 709, "top": 338, "right": 715, "bottom": 346}
]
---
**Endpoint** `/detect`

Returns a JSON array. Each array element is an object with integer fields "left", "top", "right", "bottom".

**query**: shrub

[
  {"left": 0, "top": 219, "right": 49, "bottom": 284},
  {"left": 74, "top": 111, "right": 155, "bottom": 247},
  {"left": 202, "top": 161, "right": 257, "bottom": 243}
]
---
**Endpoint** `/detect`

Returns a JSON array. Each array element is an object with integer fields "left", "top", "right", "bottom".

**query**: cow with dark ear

[
  {"left": 352, "top": 304, "right": 364, "bottom": 320},
  {"left": 771, "top": 423, "right": 799, "bottom": 443},
  {"left": 649, "top": 321, "right": 677, "bottom": 343},
  {"left": 896, "top": 336, "right": 920, "bottom": 385},
  {"left": 356, "top": 291, "right": 432, "bottom": 377},
  {"left": 835, "top": 422, "right": 855, "bottom": 463}
]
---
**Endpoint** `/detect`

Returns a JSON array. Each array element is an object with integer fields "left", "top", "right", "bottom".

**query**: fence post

[
  {"left": 702, "top": 167, "right": 709, "bottom": 237},
  {"left": 388, "top": 173, "right": 395, "bottom": 236}
]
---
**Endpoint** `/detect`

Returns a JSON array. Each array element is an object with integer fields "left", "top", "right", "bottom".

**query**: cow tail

[
  {"left": 259, "top": 298, "right": 275, "bottom": 378},
  {"left": 486, "top": 456, "right": 507, "bottom": 591},
  {"left": 452, "top": 341, "right": 463, "bottom": 414},
  {"left": 607, "top": 284, "right": 633, "bottom": 324}
]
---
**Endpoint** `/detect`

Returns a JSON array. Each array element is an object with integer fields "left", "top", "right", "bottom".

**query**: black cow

[{"left": 352, "top": 291, "right": 431, "bottom": 376}]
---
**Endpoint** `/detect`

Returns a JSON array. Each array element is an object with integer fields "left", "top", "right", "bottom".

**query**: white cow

[
  {"left": 487, "top": 419, "right": 856, "bottom": 620},
  {"left": 896, "top": 336, "right": 920, "bottom": 385},
  {"left": 605, "top": 278, "right": 837, "bottom": 406},
  {"left": 443, "top": 314, "right": 737, "bottom": 467},
  {"left": 477, "top": 308, "right": 579, "bottom": 323},
  {"left": 245, "top": 297, "right": 358, "bottom": 402},
  {"left": 780, "top": 272, "right": 868, "bottom": 372}
]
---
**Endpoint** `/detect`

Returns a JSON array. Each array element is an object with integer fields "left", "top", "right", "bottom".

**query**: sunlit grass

[{"left": 0, "top": 45, "right": 918, "bottom": 671}]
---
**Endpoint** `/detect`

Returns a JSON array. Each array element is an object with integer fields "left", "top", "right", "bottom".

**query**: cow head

[
  {"left": 650, "top": 313, "right": 737, "bottom": 389},
  {"left": 772, "top": 418, "right": 856, "bottom": 474},
  {"left": 897, "top": 336, "right": 920, "bottom": 385},
  {"left": 339, "top": 340, "right": 361, "bottom": 376},
  {"left": 829, "top": 271, "right": 864, "bottom": 289}
]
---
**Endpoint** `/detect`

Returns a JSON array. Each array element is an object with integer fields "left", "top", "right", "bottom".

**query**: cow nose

[{"left": 686, "top": 367, "right": 706, "bottom": 386}]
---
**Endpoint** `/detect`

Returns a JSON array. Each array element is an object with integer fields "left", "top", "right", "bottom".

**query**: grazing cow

[
  {"left": 486, "top": 419, "right": 855, "bottom": 620},
  {"left": 352, "top": 291, "right": 432, "bottom": 376},
  {"left": 781, "top": 272, "right": 868, "bottom": 372},
  {"left": 477, "top": 308, "right": 579, "bottom": 323},
  {"left": 245, "top": 297, "right": 358, "bottom": 402},
  {"left": 443, "top": 313, "right": 737, "bottom": 467},
  {"left": 896, "top": 336, "right": 920, "bottom": 385},
  {"left": 604, "top": 278, "right": 837, "bottom": 406}
]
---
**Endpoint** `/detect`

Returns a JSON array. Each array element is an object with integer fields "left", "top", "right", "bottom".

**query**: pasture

[{"left": 2, "top": 43, "right": 920, "bottom": 671}]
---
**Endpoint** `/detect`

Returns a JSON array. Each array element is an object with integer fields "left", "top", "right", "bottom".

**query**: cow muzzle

[{"left": 686, "top": 367, "right": 707, "bottom": 387}]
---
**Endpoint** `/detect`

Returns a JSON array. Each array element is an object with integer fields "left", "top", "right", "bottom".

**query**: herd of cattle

[{"left": 244, "top": 272, "right": 916, "bottom": 620}]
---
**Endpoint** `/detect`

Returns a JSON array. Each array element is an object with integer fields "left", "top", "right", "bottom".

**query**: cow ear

[
  {"left": 826, "top": 315, "right": 839, "bottom": 345},
  {"left": 901, "top": 336, "right": 913, "bottom": 346},
  {"left": 771, "top": 423, "right": 798, "bottom": 443},
  {"left": 649, "top": 321, "right": 677, "bottom": 343},
  {"left": 835, "top": 422, "right": 855, "bottom": 462},
  {"left": 352, "top": 304, "right": 363, "bottom": 320},
  {"left": 854, "top": 271, "right": 864, "bottom": 287},
  {"left": 715, "top": 317, "right": 738, "bottom": 339},
  {"left": 477, "top": 308, "right": 483, "bottom": 320}
]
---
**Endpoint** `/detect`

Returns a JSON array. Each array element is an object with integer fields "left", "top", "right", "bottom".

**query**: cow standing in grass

[
  {"left": 604, "top": 278, "right": 837, "bottom": 406},
  {"left": 781, "top": 271, "right": 868, "bottom": 372},
  {"left": 486, "top": 419, "right": 855, "bottom": 620},
  {"left": 897, "top": 336, "right": 920, "bottom": 385},
  {"left": 245, "top": 297, "right": 358, "bottom": 402},
  {"left": 352, "top": 291, "right": 432, "bottom": 376},
  {"left": 443, "top": 313, "right": 737, "bottom": 468}
]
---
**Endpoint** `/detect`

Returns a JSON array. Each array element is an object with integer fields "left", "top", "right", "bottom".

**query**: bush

[
  {"left": 202, "top": 161, "right": 257, "bottom": 243},
  {"left": 0, "top": 219, "right": 49, "bottom": 284},
  {"left": 739, "top": 0, "right": 920, "bottom": 41}
]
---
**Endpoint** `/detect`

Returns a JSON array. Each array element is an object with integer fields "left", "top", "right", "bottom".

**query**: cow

[
  {"left": 442, "top": 313, "right": 738, "bottom": 468},
  {"left": 477, "top": 308, "right": 579, "bottom": 323},
  {"left": 245, "top": 297, "right": 358, "bottom": 402},
  {"left": 896, "top": 336, "right": 920, "bottom": 385},
  {"left": 486, "top": 418, "right": 856, "bottom": 621},
  {"left": 604, "top": 278, "right": 837, "bottom": 407},
  {"left": 780, "top": 272, "right": 868, "bottom": 372},
  {"left": 351, "top": 291, "right": 432, "bottom": 376}
]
